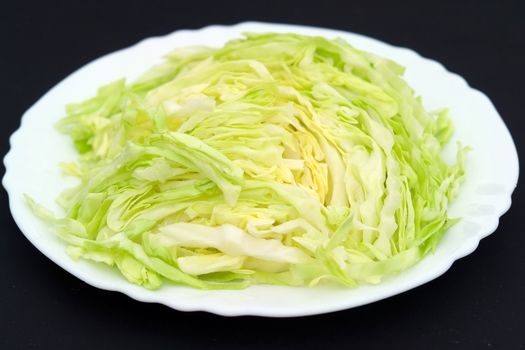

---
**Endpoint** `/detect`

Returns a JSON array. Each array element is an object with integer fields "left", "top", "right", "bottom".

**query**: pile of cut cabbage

[{"left": 29, "top": 33, "right": 466, "bottom": 289}]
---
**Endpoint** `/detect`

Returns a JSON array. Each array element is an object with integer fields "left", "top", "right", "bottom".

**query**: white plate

[{"left": 3, "top": 22, "right": 519, "bottom": 317}]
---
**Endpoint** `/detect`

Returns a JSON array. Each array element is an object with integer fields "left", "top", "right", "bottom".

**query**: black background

[{"left": 2, "top": 0, "right": 524, "bottom": 349}]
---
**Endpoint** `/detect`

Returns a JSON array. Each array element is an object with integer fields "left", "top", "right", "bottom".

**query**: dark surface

[{"left": 2, "top": 0, "right": 524, "bottom": 349}]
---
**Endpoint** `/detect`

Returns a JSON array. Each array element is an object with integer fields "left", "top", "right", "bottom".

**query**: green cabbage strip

[{"left": 29, "top": 33, "right": 467, "bottom": 290}]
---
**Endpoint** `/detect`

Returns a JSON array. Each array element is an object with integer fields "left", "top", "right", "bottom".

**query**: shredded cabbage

[{"left": 29, "top": 33, "right": 467, "bottom": 289}]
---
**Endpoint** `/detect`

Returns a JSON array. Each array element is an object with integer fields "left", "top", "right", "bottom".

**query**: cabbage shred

[{"left": 29, "top": 33, "right": 466, "bottom": 289}]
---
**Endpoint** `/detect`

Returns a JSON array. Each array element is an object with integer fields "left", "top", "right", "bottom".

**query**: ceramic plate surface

[{"left": 3, "top": 22, "right": 519, "bottom": 317}]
